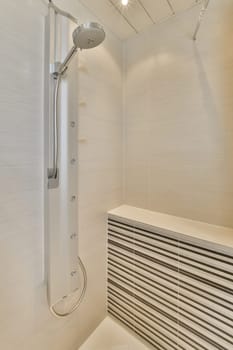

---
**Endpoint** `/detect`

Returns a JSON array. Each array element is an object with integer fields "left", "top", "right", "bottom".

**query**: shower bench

[{"left": 107, "top": 205, "right": 233, "bottom": 350}]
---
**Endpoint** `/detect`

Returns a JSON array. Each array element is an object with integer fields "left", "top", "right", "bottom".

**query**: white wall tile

[{"left": 124, "top": 0, "right": 233, "bottom": 227}]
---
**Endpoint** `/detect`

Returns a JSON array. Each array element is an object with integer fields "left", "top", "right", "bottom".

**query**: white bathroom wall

[
  {"left": 124, "top": 0, "right": 233, "bottom": 227},
  {"left": 0, "top": 1, "right": 122, "bottom": 349}
]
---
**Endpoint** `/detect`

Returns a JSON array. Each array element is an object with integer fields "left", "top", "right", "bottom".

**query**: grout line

[{"left": 122, "top": 41, "right": 127, "bottom": 204}]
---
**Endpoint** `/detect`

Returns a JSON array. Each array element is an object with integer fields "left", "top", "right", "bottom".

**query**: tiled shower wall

[
  {"left": 124, "top": 0, "right": 233, "bottom": 227},
  {"left": 0, "top": 1, "right": 122, "bottom": 349}
]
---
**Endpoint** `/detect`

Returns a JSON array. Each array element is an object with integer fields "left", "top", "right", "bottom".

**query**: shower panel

[
  {"left": 44, "top": 8, "right": 80, "bottom": 316},
  {"left": 44, "top": 2, "right": 105, "bottom": 317}
]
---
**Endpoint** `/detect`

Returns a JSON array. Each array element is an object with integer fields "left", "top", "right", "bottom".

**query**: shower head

[
  {"left": 53, "top": 22, "right": 105, "bottom": 77},
  {"left": 72, "top": 22, "right": 105, "bottom": 50}
]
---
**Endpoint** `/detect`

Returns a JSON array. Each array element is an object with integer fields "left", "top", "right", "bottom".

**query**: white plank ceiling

[{"left": 79, "top": 0, "right": 202, "bottom": 40}]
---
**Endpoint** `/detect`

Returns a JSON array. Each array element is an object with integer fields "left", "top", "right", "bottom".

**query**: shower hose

[{"left": 50, "top": 257, "right": 87, "bottom": 318}]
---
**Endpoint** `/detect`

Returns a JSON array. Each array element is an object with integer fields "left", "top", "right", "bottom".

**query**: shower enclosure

[{"left": 2, "top": 0, "right": 233, "bottom": 349}]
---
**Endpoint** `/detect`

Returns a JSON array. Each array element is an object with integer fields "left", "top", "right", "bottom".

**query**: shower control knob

[
  {"left": 70, "top": 121, "right": 75, "bottom": 127},
  {"left": 70, "top": 158, "right": 76, "bottom": 164},
  {"left": 70, "top": 233, "right": 77, "bottom": 239},
  {"left": 71, "top": 195, "right": 76, "bottom": 201},
  {"left": 70, "top": 270, "right": 77, "bottom": 277}
]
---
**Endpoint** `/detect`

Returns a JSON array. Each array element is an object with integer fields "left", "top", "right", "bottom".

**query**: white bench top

[{"left": 108, "top": 205, "right": 233, "bottom": 251}]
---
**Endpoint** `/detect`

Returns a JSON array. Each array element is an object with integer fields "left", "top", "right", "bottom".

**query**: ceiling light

[{"left": 121, "top": 0, "right": 129, "bottom": 6}]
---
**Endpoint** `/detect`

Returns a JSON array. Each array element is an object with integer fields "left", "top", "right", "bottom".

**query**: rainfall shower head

[
  {"left": 72, "top": 22, "right": 105, "bottom": 50},
  {"left": 53, "top": 22, "right": 105, "bottom": 76}
]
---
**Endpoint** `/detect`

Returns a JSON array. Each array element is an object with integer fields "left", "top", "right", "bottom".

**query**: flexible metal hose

[{"left": 50, "top": 257, "right": 87, "bottom": 318}]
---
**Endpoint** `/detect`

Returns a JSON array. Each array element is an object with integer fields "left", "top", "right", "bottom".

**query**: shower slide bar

[
  {"left": 47, "top": 72, "right": 60, "bottom": 185},
  {"left": 47, "top": 0, "right": 79, "bottom": 187},
  {"left": 48, "top": 53, "right": 77, "bottom": 186}
]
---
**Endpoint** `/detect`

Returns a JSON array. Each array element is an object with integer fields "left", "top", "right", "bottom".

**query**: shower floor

[{"left": 79, "top": 317, "right": 150, "bottom": 350}]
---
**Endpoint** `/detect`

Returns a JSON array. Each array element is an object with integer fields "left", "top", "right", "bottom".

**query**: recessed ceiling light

[{"left": 121, "top": 0, "right": 129, "bottom": 6}]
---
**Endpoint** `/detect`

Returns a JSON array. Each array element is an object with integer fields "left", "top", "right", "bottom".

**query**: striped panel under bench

[{"left": 107, "top": 217, "right": 233, "bottom": 350}]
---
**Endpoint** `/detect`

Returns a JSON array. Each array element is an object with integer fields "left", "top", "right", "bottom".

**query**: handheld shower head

[
  {"left": 73, "top": 22, "right": 106, "bottom": 50},
  {"left": 53, "top": 22, "right": 105, "bottom": 76}
]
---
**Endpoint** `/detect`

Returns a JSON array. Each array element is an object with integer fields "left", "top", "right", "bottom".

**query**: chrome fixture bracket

[
  {"left": 51, "top": 46, "right": 78, "bottom": 78},
  {"left": 50, "top": 61, "right": 67, "bottom": 78},
  {"left": 50, "top": 62, "right": 62, "bottom": 77},
  {"left": 48, "top": 169, "right": 59, "bottom": 189},
  {"left": 48, "top": 0, "right": 78, "bottom": 24},
  {"left": 193, "top": 0, "right": 210, "bottom": 40}
]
